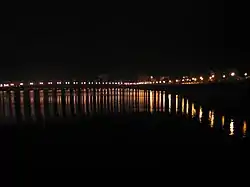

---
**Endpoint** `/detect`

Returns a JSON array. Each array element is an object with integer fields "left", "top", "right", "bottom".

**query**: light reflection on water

[{"left": 0, "top": 89, "right": 248, "bottom": 138}]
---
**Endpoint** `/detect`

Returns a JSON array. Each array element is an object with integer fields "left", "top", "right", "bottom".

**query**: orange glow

[
  {"left": 243, "top": 121, "right": 247, "bottom": 137},
  {"left": 221, "top": 116, "right": 225, "bottom": 128},
  {"left": 208, "top": 110, "right": 214, "bottom": 128}
]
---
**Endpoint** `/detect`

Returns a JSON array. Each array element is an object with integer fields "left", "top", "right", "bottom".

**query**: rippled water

[{"left": 0, "top": 88, "right": 248, "bottom": 138}]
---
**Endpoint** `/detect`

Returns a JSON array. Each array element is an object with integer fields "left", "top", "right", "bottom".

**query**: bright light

[
  {"left": 0, "top": 84, "right": 2, "bottom": 87},
  {"left": 4, "top": 84, "right": 9, "bottom": 87},
  {"left": 182, "top": 79, "right": 185, "bottom": 82},
  {"left": 10, "top": 83, "right": 14, "bottom": 86},
  {"left": 169, "top": 80, "right": 172, "bottom": 83},
  {"left": 159, "top": 81, "right": 162, "bottom": 84},
  {"left": 211, "top": 74, "right": 215, "bottom": 78},
  {"left": 29, "top": 82, "right": 34, "bottom": 85},
  {"left": 209, "top": 76, "right": 212, "bottom": 80},
  {"left": 200, "top": 76, "right": 203, "bottom": 81},
  {"left": 150, "top": 76, "right": 153, "bottom": 79},
  {"left": 57, "top": 82, "right": 61, "bottom": 85},
  {"left": 193, "top": 78, "right": 197, "bottom": 81},
  {"left": 20, "top": 83, "right": 24, "bottom": 86},
  {"left": 222, "top": 75, "right": 226, "bottom": 78},
  {"left": 176, "top": 79, "right": 179, "bottom": 82},
  {"left": 163, "top": 81, "right": 166, "bottom": 83},
  {"left": 48, "top": 82, "right": 52, "bottom": 85},
  {"left": 244, "top": 73, "right": 248, "bottom": 76},
  {"left": 39, "top": 82, "right": 43, "bottom": 85},
  {"left": 231, "top": 72, "right": 235, "bottom": 76}
]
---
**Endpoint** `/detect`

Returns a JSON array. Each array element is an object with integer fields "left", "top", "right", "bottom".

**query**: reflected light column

[
  {"left": 243, "top": 120, "right": 247, "bottom": 138},
  {"left": 149, "top": 91, "right": 153, "bottom": 113},
  {"left": 168, "top": 94, "right": 171, "bottom": 113},
  {"left": 175, "top": 95, "right": 178, "bottom": 113},
  {"left": 191, "top": 103, "right": 196, "bottom": 118},
  {"left": 229, "top": 119, "right": 234, "bottom": 136},
  {"left": 199, "top": 106, "right": 203, "bottom": 123},
  {"left": 221, "top": 116, "right": 225, "bottom": 129}
]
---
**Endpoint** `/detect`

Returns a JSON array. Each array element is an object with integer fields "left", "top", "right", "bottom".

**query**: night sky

[{"left": 0, "top": 2, "right": 249, "bottom": 81}]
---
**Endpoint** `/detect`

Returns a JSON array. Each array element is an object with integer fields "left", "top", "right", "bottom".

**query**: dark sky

[{"left": 0, "top": 2, "right": 249, "bottom": 80}]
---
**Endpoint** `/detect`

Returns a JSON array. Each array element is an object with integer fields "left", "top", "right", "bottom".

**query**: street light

[
  {"left": 222, "top": 75, "right": 226, "bottom": 78},
  {"left": 244, "top": 73, "right": 248, "bottom": 76},
  {"left": 231, "top": 72, "right": 235, "bottom": 77},
  {"left": 200, "top": 76, "right": 203, "bottom": 81}
]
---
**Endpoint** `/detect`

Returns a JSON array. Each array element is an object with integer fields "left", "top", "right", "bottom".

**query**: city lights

[
  {"left": 231, "top": 72, "right": 235, "bottom": 77},
  {"left": 0, "top": 70, "right": 248, "bottom": 91}
]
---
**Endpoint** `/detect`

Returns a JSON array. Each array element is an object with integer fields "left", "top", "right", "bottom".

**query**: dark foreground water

[{"left": 0, "top": 88, "right": 249, "bottom": 167}]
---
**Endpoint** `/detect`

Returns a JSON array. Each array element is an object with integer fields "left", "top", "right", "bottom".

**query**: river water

[
  {"left": 0, "top": 88, "right": 248, "bottom": 138},
  {"left": 0, "top": 88, "right": 248, "bottom": 165}
]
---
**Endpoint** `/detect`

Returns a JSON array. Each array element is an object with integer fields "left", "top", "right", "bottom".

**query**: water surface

[{"left": 0, "top": 88, "right": 248, "bottom": 138}]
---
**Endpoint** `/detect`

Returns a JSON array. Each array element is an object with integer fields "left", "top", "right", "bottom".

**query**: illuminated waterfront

[{"left": 0, "top": 88, "right": 248, "bottom": 138}]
